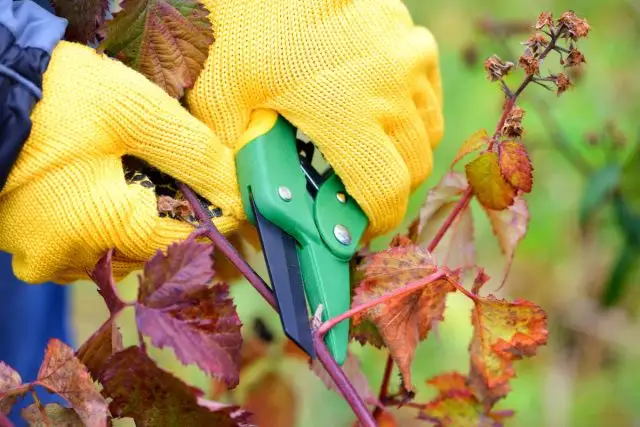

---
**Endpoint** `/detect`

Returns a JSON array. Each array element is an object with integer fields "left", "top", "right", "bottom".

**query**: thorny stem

[
  {"left": 178, "top": 31, "right": 564, "bottom": 419},
  {"left": 178, "top": 184, "right": 375, "bottom": 423},
  {"left": 178, "top": 184, "right": 277, "bottom": 310},
  {"left": 427, "top": 188, "right": 474, "bottom": 253},
  {"left": 313, "top": 336, "right": 375, "bottom": 427},
  {"left": 314, "top": 272, "right": 446, "bottom": 427},
  {"left": 31, "top": 391, "right": 50, "bottom": 427},
  {"left": 373, "top": 20, "right": 565, "bottom": 412},
  {"left": 486, "top": 24, "right": 594, "bottom": 175}
]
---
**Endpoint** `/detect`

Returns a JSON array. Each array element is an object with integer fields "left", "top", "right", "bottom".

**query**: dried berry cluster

[{"left": 484, "top": 11, "right": 590, "bottom": 97}]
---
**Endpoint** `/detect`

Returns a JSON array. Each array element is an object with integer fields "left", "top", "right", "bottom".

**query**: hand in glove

[
  {"left": 186, "top": 0, "right": 444, "bottom": 238},
  {"left": 0, "top": 41, "right": 244, "bottom": 284}
]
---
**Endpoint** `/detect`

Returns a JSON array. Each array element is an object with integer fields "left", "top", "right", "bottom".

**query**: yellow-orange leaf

[
  {"left": 421, "top": 372, "right": 513, "bottom": 427},
  {"left": 498, "top": 141, "right": 533, "bottom": 193},
  {"left": 426, "top": 372, "right": 469, "bottom": 394},
  {"left": 451, "top": 129, "right": 490, "bottom": 167},
  {"left": 352, "top": 245, "right": 456, "bottom": 391},
  {"left": 468, "top": 295, "right": 548, "bottom": 406},
  {"left": 465, "top": 152, "right": 516, "bottom": 210}
]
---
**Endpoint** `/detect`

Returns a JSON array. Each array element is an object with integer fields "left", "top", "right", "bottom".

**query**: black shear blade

[{"left": 250, "top": 195, "right": 315, "bottom": 358}]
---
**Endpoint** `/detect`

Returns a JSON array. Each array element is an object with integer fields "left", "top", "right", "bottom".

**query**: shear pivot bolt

[
  {"left": 278, "top": 186, "right": 292, "bottom": 202},
  {"left": 334, "top": 224, "right": 352, "bottom": 245},
  {"left": 336, "top": 192, "right": 347, "bottom": 204}
]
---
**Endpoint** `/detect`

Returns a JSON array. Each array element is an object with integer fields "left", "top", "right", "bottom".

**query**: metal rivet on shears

[
  {"left": 278, "top": 186, "right": 292, "bottom": 202},
  {"left": 336, "top": 192, "right": 347, "bottom": 204},
  {"left": 334, "top": 224, "right": 352, "bottom": 245}
]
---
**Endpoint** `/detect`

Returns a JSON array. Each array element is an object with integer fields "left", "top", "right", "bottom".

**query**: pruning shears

[{"left": 235, "top": 109, "right": 368, "bottom": 365}]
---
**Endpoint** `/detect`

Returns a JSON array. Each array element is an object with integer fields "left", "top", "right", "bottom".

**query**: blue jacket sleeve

[{"left": 0, "top": 0, "right": 67, "bottom": 191}]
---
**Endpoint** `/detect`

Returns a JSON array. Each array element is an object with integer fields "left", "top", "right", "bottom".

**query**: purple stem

[
  {"left": 178, "top": 184, "right": 276, "bottom": 310},
  {"left": 313, "top": 334, "right": 376, "bottom": 427},
  {"left": 179, "top": 184, "right": 373, "bottom": 424}
]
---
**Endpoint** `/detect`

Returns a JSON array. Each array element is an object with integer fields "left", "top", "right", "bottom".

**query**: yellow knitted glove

[
  {"left": 0, "top": 41, "right": 244, "bottom": 284},
  {"left": 186, "top": 0, "right": 444, "bottom": 237}
]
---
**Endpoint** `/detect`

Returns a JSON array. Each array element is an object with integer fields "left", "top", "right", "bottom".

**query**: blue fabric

[
  {"left": 0, "top": 251, "right": 73, "bottom": 426},
  {"left": 1, "top": 0, "right": 67, "bottom": 53},
  {"left": 0, "top": 0, "right": 66, "bottom": 190},
  {"left": 1, "top": 3, "right": 72, "bottom": 424}
]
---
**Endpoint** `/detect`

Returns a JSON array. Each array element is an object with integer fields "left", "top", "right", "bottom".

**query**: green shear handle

[{"left": 235, "top": 109, "right": 368, "bottom": 365}]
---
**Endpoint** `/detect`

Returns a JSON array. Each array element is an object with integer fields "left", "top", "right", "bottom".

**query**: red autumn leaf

[
  {"left": 466, "top": 152, "right": 516, "bottom": 210},
  {"left": 244, "top": 371, "right": 296, "bottom": 427},
  {"left": 468, "top": 295, "right": 548, "bottom": 406},
  {"left": 88, "top": 249, "right": 125, "bottom": 314},
  {"left": 451, "top": 129, "right": 490, "bottom": 167},
  {"left": 53, "top": 0, "right": 109, "bottom": 44},
  {"left": 484, "top": 197, "right": 530, "bottom": 286},
  {"left": 0, "top": 362, "right": 23, "bottom": 415},
  {"left": 98, "top": 0, "right": 214, "bottom": 98},
  {"left": 137, "top": 236, "right": 215, "bottom": 305},
  {"left": 99, "top": 346, "right": 245, "bottom": 426},
  {"left": 351, "top": 245, "right": 457, "bottom": 391},
  {"left": 21, "top": 403, "right": 84, "bottom": 427},
  {"left": 134, "top": 235, "right": 242, "bottom": 386},
  {"left": 310, "top": 352, "right": 378, "bottom": 406},
  {"left": 37, "top": 339, "right": 109, "bottom": 426},
  {"left": 136, "top": 284, "right": 243, "bottom": 388},
  {"left": 76, "top": 320, "right": 124, "bottom": 380},
  {"left": 498, "top": 141, "right": 533, "bottom": 193}
]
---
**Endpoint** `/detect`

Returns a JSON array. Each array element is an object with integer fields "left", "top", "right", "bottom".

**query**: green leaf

[
  {"left": 579, "top": 165, "right": 621, "bottom": 227},
  {"left": 98, "top": 0, "right": 213, "bottom": 98}
]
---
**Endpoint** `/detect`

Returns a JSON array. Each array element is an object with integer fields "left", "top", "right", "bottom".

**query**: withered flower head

[
  {"left": 502, "top": 105, "right": 525, "bottom": 139},
  {"left": 557, "top": 11, "right": 590, "bottom": 40},
  {"left": 484, "top": 54, "right": 515, "bottom": 81},
  {"left": 536, "top": 12, "right": 554, "bottom": 30},
  {"left": 523, "top": 33, "right": 549, "bottom": 54},
  {"left": 550, "top": 72, "right": 572, "bottom": 95},
  {"left": 519, "top": 48, "right": 540, "bottom": 76},
  {"left": 566, "top": 46, "right": 586, "bottom": 67}
]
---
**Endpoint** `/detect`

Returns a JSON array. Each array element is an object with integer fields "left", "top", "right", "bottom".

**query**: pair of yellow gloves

[{"left": 0, "top": 0, "right": 444, "bottom": 284}]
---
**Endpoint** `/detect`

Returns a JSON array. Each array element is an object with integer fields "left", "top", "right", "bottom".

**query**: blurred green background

[{"left": 69, "top": 1, "right": 640, "bottom": 426}]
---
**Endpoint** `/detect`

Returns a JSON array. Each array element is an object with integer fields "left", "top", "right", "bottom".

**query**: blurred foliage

[{"left": 70, "top": 0, "right": 640, "bottom": 426}]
